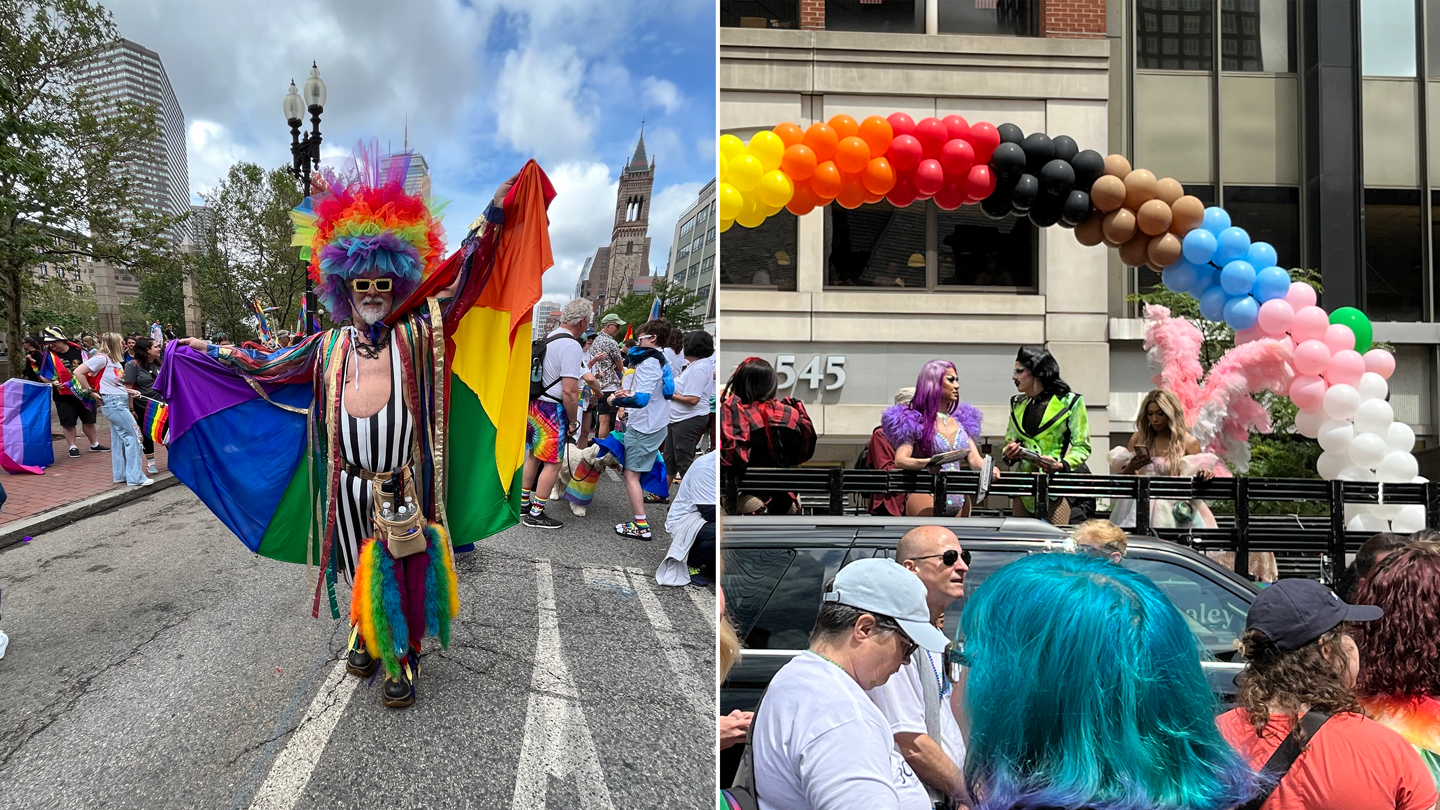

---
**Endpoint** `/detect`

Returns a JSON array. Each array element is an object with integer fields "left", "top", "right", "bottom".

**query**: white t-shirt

[
  {"left": 664, "top": 347, "right": 685, "bottom": 371},
  {"left": 80, "top": 354, "right": 129, "bottom": 398},
  {"left": 669, "top": 355, "right": 715, "bottom": 422},
  {"left": 866, "top": 650, "right": 967, "bottom": 810},
  {"left": 623, "top": 353, "right": 670, "bottom": 435},
  {"left": 752, "top": 651, "right": 917, "bottom": 810},
  {"left": 539, "top": 327, "right": 586, "bottom": 403}
]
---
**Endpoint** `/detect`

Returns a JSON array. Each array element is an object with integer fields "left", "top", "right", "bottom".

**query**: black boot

[
  {"left": 345, "top": 626, "right": 378, "bottom": 679},
  {"left": 382, "top": 655, "right": 416, "bottom": 709}
]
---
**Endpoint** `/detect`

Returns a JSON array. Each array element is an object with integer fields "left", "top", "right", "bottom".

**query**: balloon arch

[{"left": 718, "top": 114, "right": 1425, "bottom": 534}]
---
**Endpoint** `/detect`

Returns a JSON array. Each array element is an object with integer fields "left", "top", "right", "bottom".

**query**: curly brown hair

[
  {"left": 1353, "top": 541, "right": 1440, "bottom": 699},
  {"left": 1236, "top": 626, "right": 1361, "bottom": 748}
]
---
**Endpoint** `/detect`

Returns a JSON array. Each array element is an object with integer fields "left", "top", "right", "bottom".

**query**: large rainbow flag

[{"left": 0, "top": 379, "right": 54, "bottom": 474}]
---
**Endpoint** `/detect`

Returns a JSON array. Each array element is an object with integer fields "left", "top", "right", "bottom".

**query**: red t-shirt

[{"left": 1217, "top": 708, "right": 1438, "bottom": 810}]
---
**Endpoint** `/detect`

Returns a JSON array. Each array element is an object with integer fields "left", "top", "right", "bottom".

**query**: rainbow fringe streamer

[
  {"left": 1362, "top": 695, "right": 1440, "bottom": 755},
  {"left": 564, "top": 458, "right": 602, "bottom": 507},
  {"left": 143, "top": 401, "right": 169, "bottom": 446},
  {"left": 348, "top": 522, "right": 460, "bottom": 680}
]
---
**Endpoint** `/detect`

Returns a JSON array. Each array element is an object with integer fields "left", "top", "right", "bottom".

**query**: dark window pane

[
  {"left": 1221, "top": 0, "right": 1295, "bottom": 72},
  {"left": 825, "top": 201, "right": 927, "bottom": 288},
  {"left": 1138, "top": 0, "right": 1212, "bottom": 70},
  {"left": 1224, "top": 186, "right": 1300, "bottom": 269},
  {"left": 936, "top": 206, "right": 1037, "bottom": 288},
  {"left": 721, "top": 211, "right": 799, "bottom": 291},
  {"left": 1184, "top": 183, "right": 1217, "bottom": 206},
  {"left": 1429, "top": 191, "right": 1440, "bottom": 319},
  {"left": 721, "top": 0, "right": 800, "bottom": 28},
  {"left": 721, "top": 548, "right": 794, "bottom": 642},
  {"left": 1365, "top": 188, "right": 1423, "bottom": 321},
  {"left": 1429, "top": 0, "right": 1440, "bottom": 76},
  {"left": 748, "top": 547, "right": 849, "bottom": 650},
  {"left": 937, "top": 0, "right": 1038, "bottom": 36},
  {"left": 825, "top": 0, "right": 921, "bottom": 33}
]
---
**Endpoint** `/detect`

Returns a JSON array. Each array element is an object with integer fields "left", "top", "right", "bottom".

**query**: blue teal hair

[{"left": 960, "top": 552, "right": 1257, "bottom": 810}]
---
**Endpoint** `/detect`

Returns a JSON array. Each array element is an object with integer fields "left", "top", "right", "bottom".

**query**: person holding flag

[
  {"left": 125, "top": 337, "right": 165, "bottom": 475},
  {"left": 39, "top": 327, "right": 107, "bottom": 459}
]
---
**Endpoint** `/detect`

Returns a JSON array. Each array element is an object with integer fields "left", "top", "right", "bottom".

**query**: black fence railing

[{"left": 724, "top": 468, "right": 1440, "bottom": 581}]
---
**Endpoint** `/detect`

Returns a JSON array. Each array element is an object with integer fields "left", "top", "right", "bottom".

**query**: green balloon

[{"left": 1329, "top": 306, "right": 1373, "bottom": 353}]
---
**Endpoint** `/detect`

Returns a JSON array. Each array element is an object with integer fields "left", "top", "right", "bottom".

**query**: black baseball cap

[{"left": 1246, "top": 578, "right": 1383, "bottom": 652}]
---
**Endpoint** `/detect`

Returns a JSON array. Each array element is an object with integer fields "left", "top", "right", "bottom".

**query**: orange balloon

[
  {"left": 858, "top": 116, "right": 894, "bottom": 156},
  {"left": 1117, "top": 232, "right": 1151, "bottom": 267},
  {"left": 810, "top": 160, "right": 843, "bottom": 198},
  {"left": 787, "top": 183, "right": 820, "bottom": 216},
  {"left": 1075, "top": 210, "right": 1105, "bottom": 246},
  {"left": 1103, "top": 154, "right": 1132, "bottom": 180},
  {"left": 774, "top": 122, "right": 805, "bottom": 148},
  {"left": 1154, "top": 177, "right": 1184, "bottom": 205},
  {"left": 781, "top": 144, "right": 818, "bottom": 181},
  {"left": 863, "top": 189, "right": 885, "bottom": 204},
  {"left": 1147, "top": 232, "right": 1182, "bottom": 267},
  {"left": 828, "top": 114, "right": 860, "bottom": 140},
  {"left": 835, "top": 136, "right": 872, "bottom": 174},
  {"left": 1136, "top": 198, "right": 1172, "bottom": 236},
  {"left": 836, "top": 175, "right": 868, "bottom": 209},
  {"left": 1169, "top": 195, "right": 1204, "bottom": 236},
  {"left": 1123, "top": 169, "right": 1158, "bottom": 210},
  {"left": 1090, "top": 175, "right": 1127, "bottom": 212},
  {"left": 804, "top": 123, "right": 839, "bottom": 162},
  {"left": 862, "top": 157, "right": 896, "bottom": 195},
  {"left": 1102, "top": 208, "right": 1137, "bottom": 246}
]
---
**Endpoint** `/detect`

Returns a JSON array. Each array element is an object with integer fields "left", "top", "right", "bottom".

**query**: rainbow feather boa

[
  {"left": 348, "top": 523, "right": 460, "bottom": 679},
  {"left": 1361, "top": 695, "right": 1440, "bottom": 755}
]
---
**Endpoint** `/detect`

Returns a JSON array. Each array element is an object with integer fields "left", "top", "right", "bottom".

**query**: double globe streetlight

[{"left": 283, "top": 63, "right": 326, "bottom": 334}]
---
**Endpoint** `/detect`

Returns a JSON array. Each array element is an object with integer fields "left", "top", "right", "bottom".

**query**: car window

[
  {"left": 722, "top": 547, "right": 794, "bottom": 641},
  {"left": 1122, "top": 556, "right": 1249, "bottom": 656},
  {"left": 746, "top": 547, "right": 849, "bottom": 650}
]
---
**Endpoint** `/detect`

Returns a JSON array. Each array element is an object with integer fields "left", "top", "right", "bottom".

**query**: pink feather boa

[{"left": 881, "top": 402, "right": 982, "bottom": 456}]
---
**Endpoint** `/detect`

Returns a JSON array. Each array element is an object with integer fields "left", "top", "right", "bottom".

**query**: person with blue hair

[{"left": 958, "top": 551, "right": 1258, "bottom": 810}]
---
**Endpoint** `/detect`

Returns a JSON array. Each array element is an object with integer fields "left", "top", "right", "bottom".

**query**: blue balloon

[
  {"left": 1189, "top": 264, "right": 1217, "bottom": 298},
  {"left": 1202, "top": 206, "right": 1231, "bottom": 234},
  {"left": 1214, "top": 226, "right": 1250, "bottom": 265},
  {"left": 1220, "top": 259, "right": 1257, "bottom": 295},
  {"left": 1199, "top": 286, "right": 1228, "bottom": 321},
  {"left": 1245, "top": 241, "right": 1277, "bottom": 270},
  {"left": 1253, "top": 265, "right": 1292, "bottom": 302},
  {"left": 1182, "top": 228, "right": 1217, "bottom": 265},
  {"left": 1223, "top": 295, "right": 1260, "bottom": 330},
  {"left": 1162, "top": 260, "right": 1198, "bottom": 293}
]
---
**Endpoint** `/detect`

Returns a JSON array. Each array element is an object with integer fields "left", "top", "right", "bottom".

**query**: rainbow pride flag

[
  {"left": 143, "top": 400, "right": 169, "bottom": 446},
  {"left": 0, "top": 379, "right": 54, "bottom": 474}
]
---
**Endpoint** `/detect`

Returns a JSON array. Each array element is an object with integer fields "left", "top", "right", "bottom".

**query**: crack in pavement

[{"left": 223, "top": 662, "right": 349, "bottom": 768}]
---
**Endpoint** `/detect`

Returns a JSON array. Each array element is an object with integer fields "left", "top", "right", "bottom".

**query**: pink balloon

[
  {"left": 1323, "top": 323, "right": 1355, "bottom": 354},
  {"left": 1256, "top": 299, "right": 1294, "bottom": 336},
  {"left": 1364, "top": 348, "right": 1396, "bottom": 380},
  {"left": 1290, "top": 306, "right": 1330, "bottom": 343},
  {"left": 1325, "top": 349, "right": 1365, "bottom": 387},
  {"left": 1284, "top": 281, "right": 1318, "bottom": 310},
  {"left": 1293, "top": 339, "right": 1333, "bottom": 376},
  {"left": 1289, "top": 374, "right": 1328, "bottom": 412}
]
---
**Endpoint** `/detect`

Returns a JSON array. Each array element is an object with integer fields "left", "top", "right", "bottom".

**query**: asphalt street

[{"left": 0, "top": 475, "right": 716, "bottom": 809}]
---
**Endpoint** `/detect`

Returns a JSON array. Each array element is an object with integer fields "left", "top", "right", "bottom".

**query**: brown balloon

[
  {"left": 1102, "top": 208, "right": 1137, "bottom": 246},
  {"left": 1136, "top": 198, "right": 1173, "bottom": 236},
  {"left": 1147, "top": 232, "right": 1182, "bottom": 267},
  {"left": 1123, "top": 169, "right": 1158, "bottom": 209},
  {"left": 1169, "top": 195, "right": 1204, "bottom": 236},
  {"left": 1090, "top": 175, "right": 1127, "bottom": 212},
  {"left": 1117, "top": 232, "right": 1151, "bottom": 267},
  {"left": 1075, "top": 210, "right": 1105, "bottom": 246},
  {"left": 1103, "top": 154, "right": 1132, "bottom": 180},
  {"left": 1155, "top": 177, "right": 1184, "bottom": 206}
]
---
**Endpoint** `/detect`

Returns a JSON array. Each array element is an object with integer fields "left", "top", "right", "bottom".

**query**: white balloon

[
  {"left": 1376, "top": 450, "right": 1420, "bottom": 483},
  {"left": 1294, "top": 407, "right": 1327, "bottom": 438},
  {"left": 1353, "top": 398, "right": 1395, "bottom": 436},
  {"left": 1357, "top": 371, "right": 1389, "bottom": 402},
  {"left": 1317, "top": 450, "right": 1349, "bottom": 480},
  {"left": 1317, "top": 419, "right": 1355, "bottom": 453},
  {"left": 1416, "top": 476, "right": 1430, "bottom": 484},
  {"left": 1322, "top": 384, "right": 1361, "bottom": 420},
  {"left": 1348, "top": 432, "right": 1388, "bottom": 469},
  {"left": 1391, "top": 504, "right": 1428, "bottom": 533},
  {"left": 1348, "top": 512, "right": 1388, "bottom": 533},
  {"left": 1386, "top": 421, "right": 1417, "bottom": 453},
  {"left": 1338, "top": 465, "right": 1378, "bottom": 482}
]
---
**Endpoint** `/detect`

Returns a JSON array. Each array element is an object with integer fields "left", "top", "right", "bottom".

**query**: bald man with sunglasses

[{"left": 867, "top": 525, "right": 973, "bottom": 810}]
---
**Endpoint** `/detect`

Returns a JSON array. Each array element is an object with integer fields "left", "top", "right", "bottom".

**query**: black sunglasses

[{"left": 908, "top": 549, "right": 971, "bottom": 567}]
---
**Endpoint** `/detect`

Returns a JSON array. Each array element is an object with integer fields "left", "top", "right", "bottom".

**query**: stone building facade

[{"left": 599, "top": 136, "right": 654, "bottom": 312}]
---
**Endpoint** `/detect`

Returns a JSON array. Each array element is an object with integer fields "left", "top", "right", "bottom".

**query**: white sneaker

[
  {"left": 140, "top": 478, "right": 155, "bottom": 486},
  {"left": 0, "top": 630, "right": 9, "bottom": 659},
  {"left": 147, "top": 462, "right": 158, "bottom": 474}
]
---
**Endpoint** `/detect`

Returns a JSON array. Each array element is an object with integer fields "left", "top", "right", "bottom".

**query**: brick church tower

[{"left": 600, "top": 132, "right": 654, "bottom": 312}]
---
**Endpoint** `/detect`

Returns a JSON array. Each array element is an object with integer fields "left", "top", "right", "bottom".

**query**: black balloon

[
  {"left": 1039, "top": 159, "right": 1075, "bottom": 196},
  {"left": 1052, "top": 135, "right": 1079, "bottom": 163},
  {"left": 1029, "top": 197, "right": 1063, "bottom": 228},
  {"left": 989, "top": 142, "right": 1027, "bottom": 179},
  {"left": 1010, "top": 173, "right": 1039, "bottom": 212},
  {"left": 982, "top": 179, "right": 1016, "bottom": 219},
  {"left": 1059, "top": 190, "right": 1092, "bottom": 227},
  {"left": 997, "top": 123, "right": 1025, "bottom": 145},
  {"left": 1021, "top": 133, "right": 1054, "bottom": 173},
  {"left": 1070, "top": 149, "right": 1105, "bottom": 193}
]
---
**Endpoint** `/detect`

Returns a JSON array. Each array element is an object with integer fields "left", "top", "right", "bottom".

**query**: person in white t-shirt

[
  {"left": 606, "top": 317, "right": 672, "bottom": 540},
  {"left": 867, "top": 526, "right": 971, "bottom": 810},
  {"left": 665, "top": 330, "right": 715, "bottom": 484},
  {"left": 77, "top": 332, "right": 152, "bottom": 487},
  {"left": 522, "top": 298, "right": 591, "bottom": 530},
  {"left": 744, "top": 557, "right": 951, "bottom": 810}
]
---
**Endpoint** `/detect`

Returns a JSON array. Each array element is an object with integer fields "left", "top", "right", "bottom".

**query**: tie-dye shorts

[{"left": 526, "top": 399, "right": 566, "bottom": 464}]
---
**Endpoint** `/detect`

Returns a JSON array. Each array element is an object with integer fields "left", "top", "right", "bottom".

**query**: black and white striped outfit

[{"left": 334, "top": 337, "right": 414, "bottom": 582}]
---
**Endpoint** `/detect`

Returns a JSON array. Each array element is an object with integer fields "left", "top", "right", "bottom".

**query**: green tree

[
  {"left": 601, "top": 278, "right": 709, "bottom": 333},
  {"left": 0, "top": 0, "right": 178, "bottom": 374},
  {"left": 22, "top": 275, "right": 95, "bottom": 337},
  {"left": 136, "top": 253, "right": 185, "bottom": 330}
]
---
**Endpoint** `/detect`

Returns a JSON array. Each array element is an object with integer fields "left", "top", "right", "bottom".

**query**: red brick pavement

[{"left": 0, "top": 408, "right": 169, "bottom": 526}]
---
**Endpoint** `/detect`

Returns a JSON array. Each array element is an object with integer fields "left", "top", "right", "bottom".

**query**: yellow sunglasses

[{"left": 350, "top": 278, "right": 393, "bottom": 293}]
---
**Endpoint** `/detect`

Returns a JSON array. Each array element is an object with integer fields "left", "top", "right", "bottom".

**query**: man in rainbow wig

[{"left": 164, "top": 145, "right": 553, "bottom": 708}]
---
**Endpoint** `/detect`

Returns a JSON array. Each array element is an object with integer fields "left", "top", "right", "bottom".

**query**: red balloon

[
  {"left": 887, "top": 112, "right": 916, "bottom": 139},
  {"left": 862, "top": 157, "right": 896, "bottom": 195},
  {"left": 966, "top": 121, "right": 1000, "bottom": 163},
  {"left": 914, "top": 118, "right": 948, "bottom": 160},
  {"left": 886, "top": 134, "right": 923, "bottom": 172},
  {"left": 964, "top": 164, "right": 996, "bottom": 201},
  {"left": 934, "top": 181, "right": 966, "bottom": 211},
  {"left": 781, "top": 143, "right": 818, "bottom": 180},
  {"left": 886, "top": 173, "right": 918, "bottom": 208},
  {"left": 803, "top": 122, "right": 838, "bottom": 162},
  {"left": 914, "top": 158, "right": 945, "bottom": 196},
  {"left": 810, "top": 160, "right": 843, "bottom": 198},
  {"left": 786, "top": 183, "right": 820, "bottom": 216},
  {"left": 942, "top": 115, "right": 970, "bottom": 141},
  {"left": 836, "top": 176, "right": 868, "bottom": 209},
  {"left": 940, "top": 138, "right": 975, "bottom": 180}
]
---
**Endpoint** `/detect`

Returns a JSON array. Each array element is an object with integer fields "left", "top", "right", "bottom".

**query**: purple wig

[{"left": 881, "top": 360, "right": 982, "bottom": 456}]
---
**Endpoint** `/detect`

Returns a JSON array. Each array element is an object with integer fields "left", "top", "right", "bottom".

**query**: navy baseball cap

[{"left": 1246, "top": 578, "right": 1383, "bottom": 652}]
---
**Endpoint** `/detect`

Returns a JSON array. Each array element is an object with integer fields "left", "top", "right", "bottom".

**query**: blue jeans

[{"left": 101, "top": 393, "right": 146, "bottom": 485}]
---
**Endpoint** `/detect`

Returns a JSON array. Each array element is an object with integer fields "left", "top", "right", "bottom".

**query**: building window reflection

[
  {"left": 937, "top": 0, "right": 1038, "bottom": 36},
  {"left": 825, "top": 202, "right": 927, "bottom": 288},
  {"left": 720, "top": 211, "right": 798, "bottom": 291},
  {"left": 1137, "top": 0, "right": 1213, "bottom": 70},
  {"left": 720, "top": 0, "right": 800, "bottom": 28},
  {"left": 824, "top": 0, "right": 922, "bottom": 33},
  {"left": 937, "top": 207, "right": 1036, "bottom": 288},
  {"left": 1224, "top": 186, "right": 1300, "bottom": 269},
  {"left": 1365, "top": 188, "right": 1423, "bottom": 321},
  {"left": 1361, "top": 0, "right": 1418, "bottom": 77}
]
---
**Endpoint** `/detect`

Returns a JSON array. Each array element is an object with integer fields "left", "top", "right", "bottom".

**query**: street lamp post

[{"left": 284, "top": 62, "right": 326, "bottom": 334}]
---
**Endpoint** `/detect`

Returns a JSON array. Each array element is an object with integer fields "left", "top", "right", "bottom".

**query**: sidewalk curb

[{"left": 0, "top": 473, "right": 180, "bottom": 551}]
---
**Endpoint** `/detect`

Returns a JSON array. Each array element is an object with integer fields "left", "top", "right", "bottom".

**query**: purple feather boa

[{"left": 882, "top": 402, "right": 983, "bottom": 456}]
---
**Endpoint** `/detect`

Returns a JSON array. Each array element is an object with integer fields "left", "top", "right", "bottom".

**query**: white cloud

[
  {"left": 647, "top": 181, "right": 705, "bottom": 277},
  {"left": 642, "top": 77, "right": 682, "bottom": 113},
  {"left": 493, "top": 42, "right": 597, "bottom": 165},
  {"left": 541, "top": 160, "right": 619, "bottom": 300},
  {"left": 187, "top": 120, "right": 257, "bottom": 200}
]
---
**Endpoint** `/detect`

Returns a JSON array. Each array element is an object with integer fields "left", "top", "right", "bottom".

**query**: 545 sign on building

[{"left": 774, "top": 354, "right": 846, "bottom": 391}]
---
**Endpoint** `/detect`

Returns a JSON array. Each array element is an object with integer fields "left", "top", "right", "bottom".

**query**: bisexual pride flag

[{"left": 0, "top": 379, "right": 54, "bottom": 474}]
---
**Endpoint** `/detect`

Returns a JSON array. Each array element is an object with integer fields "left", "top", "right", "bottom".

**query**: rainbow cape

[{"left": 1361, "top": 695, "right": 1440, "bottom": 786}]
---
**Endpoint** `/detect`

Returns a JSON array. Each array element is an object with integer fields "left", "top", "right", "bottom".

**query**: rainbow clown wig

[{"left": 290, "top": 143, "right": 447, "bottom": 324}]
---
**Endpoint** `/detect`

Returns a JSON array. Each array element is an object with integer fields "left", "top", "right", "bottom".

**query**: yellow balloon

[
  {"left": 719, "top": 134, "right": 745, "bottom": 162},
  {"left": 748, "top": 130, "right": 785, "bottom": 173},
  {"left": 759, "top": 202, "right": 783, "bottom": 217},
  {"left": 728, "top": 153, "right": 763, "bottom": 192},
  {"left": 720, "top": 216, "right": 735, "bottom": 233},
  {"left": 718, "top": 182, "right": 744, "bottom": 220},
  {"left": 719, "top": 154, "right": 729, "bottom": 183},
  {"left": 736, "top": 194, "right": 767, "bottom": 228},
  {"left": 757, "top": 170, "right": 794, "bottom": 208}
]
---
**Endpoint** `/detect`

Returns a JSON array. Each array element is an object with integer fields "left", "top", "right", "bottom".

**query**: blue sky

[{"left": 104, "top": 0, "right": 717, "bottom": 300}]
